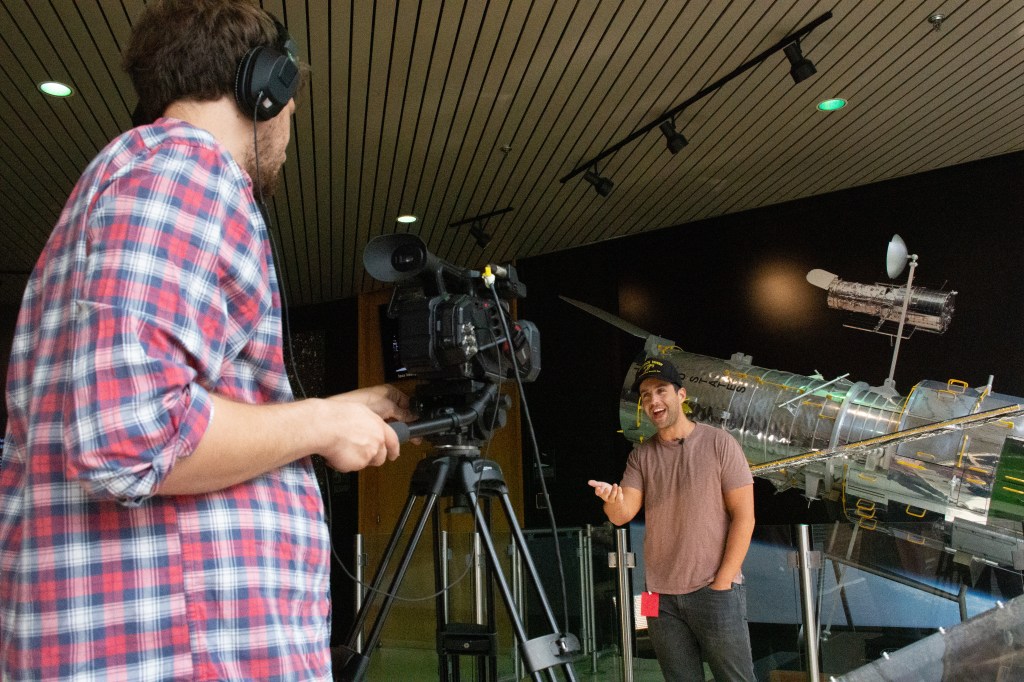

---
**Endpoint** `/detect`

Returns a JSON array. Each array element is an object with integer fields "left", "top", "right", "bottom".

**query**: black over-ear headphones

[{"left": 234, "top": 16, "right": 300, "bottom": 121}]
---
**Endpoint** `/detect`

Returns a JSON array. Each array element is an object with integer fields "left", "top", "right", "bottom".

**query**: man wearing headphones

[
  {"left": 589, "top": 357, "right": 756, "bottom": 681},
  {"left": 0, "top": 1, "right": 411, "bottom": 678}
]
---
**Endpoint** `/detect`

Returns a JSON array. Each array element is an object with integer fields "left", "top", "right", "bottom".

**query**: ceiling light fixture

[
  {"left": 583, "top": 168, "right": 614, "bottom": 197},
  {"left": 396, "top": 215, "right": 417, "bottom": 223},
  {"left": 816, "top": 98, "right": 847, "bottom": 111},
  {"left": 39, "top": 81, "right": 73, "bottom": 97},
  {"left": 468, "top": 221, "right": 492, "bottom": 248},
  {"left": 559, "top": 11, "right": 832, "bottom": 190},
  {"left": 658, "top": 119, "right": 688, "bottom": 154},
  {"left": 783, "top": 41, "right": 816, "bottom": 84},
  {"left": 448, "top": 206, "right": 513, "bottom": 249}
]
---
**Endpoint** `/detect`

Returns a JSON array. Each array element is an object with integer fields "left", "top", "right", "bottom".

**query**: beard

[{"left": 242, "top": 121, "right": 287, "bottom": 199}]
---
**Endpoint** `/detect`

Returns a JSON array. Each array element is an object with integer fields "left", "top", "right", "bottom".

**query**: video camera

[
  {"left": 340, "top": 236, "right": 577, "bottom": 682},
  {"left": 365, "top": 233, "right": 539, "bottom": 384},
  {"left": 364, "top": 234, "right": 540, "bottom": 442}
]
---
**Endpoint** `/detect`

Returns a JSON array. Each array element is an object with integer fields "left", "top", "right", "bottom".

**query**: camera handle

[
  {"left": 389, "top": 383, "right": 496, "bottom": 444},
  {"left": 334, "top": 445, "right": 580, "bottom": 682}
]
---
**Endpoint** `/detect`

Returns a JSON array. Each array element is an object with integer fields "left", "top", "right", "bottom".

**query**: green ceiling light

[
  {"left": 817, "top": 98, "right": 847, "bottom": 111},
  {"left": 396, "top": 215, "right": 417, "bottom": 223},
  {"left": 39, "top": 81, "right": 73, "bottom": 97}
]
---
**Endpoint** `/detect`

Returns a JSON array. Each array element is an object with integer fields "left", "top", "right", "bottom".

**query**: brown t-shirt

[{"left": 620, "top": 422, "right": 753, "bottom": 594}]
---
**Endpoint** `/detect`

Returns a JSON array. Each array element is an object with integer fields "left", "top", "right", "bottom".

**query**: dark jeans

[{"left": 646, "top": 584, "right": 755, "bottom": 682}]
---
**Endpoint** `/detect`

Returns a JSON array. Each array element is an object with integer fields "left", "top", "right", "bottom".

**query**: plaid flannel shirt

[{"left": 0, "top": 120, "right": 331, "bottom": 680}]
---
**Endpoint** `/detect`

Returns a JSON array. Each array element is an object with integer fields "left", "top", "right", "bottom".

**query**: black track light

[
  {"left": 559, "top": 12, "right": 833, "bottom": 185},
  {"left": 449, "top": 207, "right": 512, "bottom": 246},
  {"left": 658, "top": 120, "right": 688, "bottom": 154},
  {"left": 784, "top": 41, "right": 816, "bottom": 84},
  {"left": 469, "top": 221, "right": 492, "bottom": 248},
  {"left": 583, "top": 169, "right": 614, "bottom": 197}
]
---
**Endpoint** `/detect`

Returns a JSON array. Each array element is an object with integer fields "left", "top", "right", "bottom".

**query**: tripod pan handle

[{"left": 389, "top": 421, "right": 411, "bottom": 444}]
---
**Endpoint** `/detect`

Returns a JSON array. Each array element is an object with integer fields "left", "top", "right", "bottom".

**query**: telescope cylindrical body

[
  {"left": 620, "top": 349, "right": 902, "bottom": 466},
  {"left": 825, "top": 279, "right": 955, "bottom": 333}
]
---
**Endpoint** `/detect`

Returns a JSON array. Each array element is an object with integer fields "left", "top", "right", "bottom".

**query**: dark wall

[
  {"left": 513, "top": 242, "right": 630, "bottom": 526},
  {"left": 518, "top": 150, "right": 1024, "bottom": 528}
]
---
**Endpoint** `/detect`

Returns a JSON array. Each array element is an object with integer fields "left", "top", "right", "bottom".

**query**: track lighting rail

[{"left": 559, "top": 11, "right": 833, "bottom": 186}]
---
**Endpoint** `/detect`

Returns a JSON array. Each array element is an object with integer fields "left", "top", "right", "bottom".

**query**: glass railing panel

[
  {"left": 744, "top": 522, "right": 1023, "bottom": 679},
  {"left": 523, "top": 525, "right": 627, "bottom": 681},
  {"left": 343, "top": 520, "right": 1021, "bottom": 679},
  {"left": 815, "top": 521, "right": 1023, "bottom": 678},
  {"left": 353, "top": 525, "right": 555, "bottom": 681}
]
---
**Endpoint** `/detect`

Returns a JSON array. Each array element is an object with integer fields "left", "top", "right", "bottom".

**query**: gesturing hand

[{"left": 588, "top": 480, "right": 624, "bottom": 504}]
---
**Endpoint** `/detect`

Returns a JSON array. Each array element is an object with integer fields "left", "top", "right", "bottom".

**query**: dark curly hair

[{"left": 123, "top": 0, "right": 279, "bottom": 124}]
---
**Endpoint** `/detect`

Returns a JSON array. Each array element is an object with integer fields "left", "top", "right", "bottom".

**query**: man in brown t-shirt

[{"left": 589, "top": 356, "right": 756, "bottom": 681}]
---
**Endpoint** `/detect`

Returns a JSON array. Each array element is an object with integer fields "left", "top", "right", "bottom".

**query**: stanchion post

[
  {"left": 797, "top": 524, "right": 822, "bottom": 682},
  {"left": 610, "top": 527, "right": 635, "bottom": 682},
  {"left": 353, "top": 534, "right": 365, "bottom": 654}
]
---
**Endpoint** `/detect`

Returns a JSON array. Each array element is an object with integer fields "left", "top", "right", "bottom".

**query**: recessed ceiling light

[
  {"left": 39, "top": 81, "right": 73, "bottom": 97},
  {"left": 396, "top": 215, "right": 417, "bottom": 223},
  {"left": 816, "top": 98, "right": 847, "bottom": 112}
]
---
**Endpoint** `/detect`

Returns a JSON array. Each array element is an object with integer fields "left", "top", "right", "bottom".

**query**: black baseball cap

[{"left": 632, "top": 357, "right": 682, "bottom": 392}]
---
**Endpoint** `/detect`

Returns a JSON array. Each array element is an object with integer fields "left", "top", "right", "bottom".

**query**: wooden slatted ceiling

[{"left": 0, "top": 0, "right": 1021, "bottom": 306}]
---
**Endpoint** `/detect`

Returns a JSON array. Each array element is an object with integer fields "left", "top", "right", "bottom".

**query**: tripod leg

[
  {"left": 496, "top": 490, "right": 579, "bottom": 682},
  {"left": 497, "top": 494, "right": 568, "bottom": 638},
  {"left": 343, "top": 488, "right": 421, "bottom": 651},
  {"left": 465, "top": 487, "right": 545, "bottom": 682},
  {"left": 432, "top": 500, "right": 452, "bottom": 682},
  {"left": 338, "top": 458, "right": 453, "bottom": 682},
  {"left": 484, "top": 499, "right": 498, "bottom": 682}
]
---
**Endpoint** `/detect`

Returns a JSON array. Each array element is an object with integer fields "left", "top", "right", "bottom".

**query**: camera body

[
  {"left": 392, "top": 291, "right": 540, "bottom": 383},
  {"left": 365, "top": 234, "right": 540, "bottom": 386}
]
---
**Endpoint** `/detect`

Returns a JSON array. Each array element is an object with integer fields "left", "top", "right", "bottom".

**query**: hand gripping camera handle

[
  {"left": 389, "top": 421, "right": 411, "bottom": 444},
  {"left": 387, "top": 384, "right": 500, "bottom": 444},
  {"left": 386, "top": 413, "right": 466, "bottom": 443}
]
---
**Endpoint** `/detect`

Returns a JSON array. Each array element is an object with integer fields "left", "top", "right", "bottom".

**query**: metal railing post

[
  {"left": 510, "top": 538, "right": 524, "bottom": 680},
  {"left": 610, "top": 527, "right": 635, "bottom": 682},
  {"left": 797, "top": 524, "right": 821, "bottom": 682},
  {"left": 440, "top": 530, "right": 450, "bottom": 624},
  {"left": 582, "top": 525, "right": 598, "bottom": 672},
  {"left": 353, "top": 534, "right": 365, "bottom": 654},
  {"left": 575, "top": 529, "right": 588, "bottom": 655},
  {"left": 472, "top": 532, "right": 485, "bottom": 623}
]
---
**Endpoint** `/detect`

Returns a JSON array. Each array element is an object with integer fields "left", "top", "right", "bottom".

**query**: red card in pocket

[{"left": 640, "top": 591, "right": 660, "bottom": 617}]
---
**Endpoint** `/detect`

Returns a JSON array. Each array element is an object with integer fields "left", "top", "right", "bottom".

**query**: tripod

[{"left": 336, "top": 438, "right": 580, "bottom": 681}]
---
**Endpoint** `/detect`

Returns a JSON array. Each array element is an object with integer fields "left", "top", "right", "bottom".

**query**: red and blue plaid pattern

[{"left": 0, "top": 120, "right": 331, "bottom": 680}]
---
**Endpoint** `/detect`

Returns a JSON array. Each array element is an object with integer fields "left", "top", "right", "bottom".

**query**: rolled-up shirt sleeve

[{"left": 61, "top": 144, "right": 249, "bottom": 505}]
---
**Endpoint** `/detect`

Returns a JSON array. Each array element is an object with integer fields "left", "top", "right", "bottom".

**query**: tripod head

[{"left": 390, "top": 380, "right": 511, "bottom": 448}]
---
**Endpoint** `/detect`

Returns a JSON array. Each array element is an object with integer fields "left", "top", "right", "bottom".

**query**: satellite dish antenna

[
  {"left": 886, "top": 234, "right": 910, "bottom": 279},
  {"left": 884, "top": 234, "right": 919, "bottom": 392}
]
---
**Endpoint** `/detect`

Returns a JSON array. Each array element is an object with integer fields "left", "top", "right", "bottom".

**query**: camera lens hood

[{"left": 364, "top": 233, "right": 434, "bottom": 282}]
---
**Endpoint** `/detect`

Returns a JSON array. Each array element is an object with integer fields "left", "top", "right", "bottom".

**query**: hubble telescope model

[
  {"left": 615, "top": 346, "right": 1024, "bottom": 572},
  {"left": 806, "top": 232, "right": 956, "bottom": 338},
  {"left": 567, "top": 236, "right": 1024, "bottom": 575}
]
